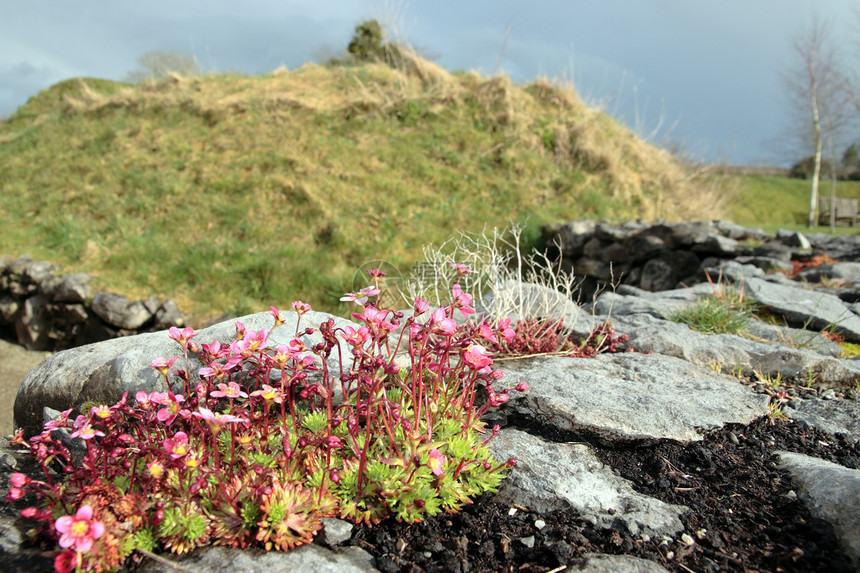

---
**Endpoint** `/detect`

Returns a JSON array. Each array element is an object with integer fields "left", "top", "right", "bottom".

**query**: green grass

[
  {"left": 669, "top": 288, "right": 757, "bottom": 335},
  {"left": 0, "top": 59, "right": 721, "bottom": 323},
  {"left": 728, "top": 174, "right": 860, "bottom": 235}
]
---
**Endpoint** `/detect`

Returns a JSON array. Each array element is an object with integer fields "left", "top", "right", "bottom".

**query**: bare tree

[
  {"left": 126, "top": 51, "right": 202, "bottom": 84},
  {"left": 782, "top": 15, "right": 853, "bottom": 228}
]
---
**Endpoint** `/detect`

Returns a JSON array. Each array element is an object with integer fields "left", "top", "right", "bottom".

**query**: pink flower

[
  {"left": 413, "top": 297, "right": 430, "bottom": 316},
  {"left": 340, "top": 286, "right": 380, "bottom": 305},
  {"left": 291, "top": 300, "right": 312, "bottom": 316},
  {"left": 55, "top": 505, "right": 105, "bottom": 552},
  {"left": 211, "top": 381, "right": 248, "bottom": 400},
  {"left": 193, "top": 407, "right": 243, "bottom": 427},
  {"left": 198, "top": 360, "right": 238, "bottom": 381},
  {"left": 231, "top": 328, "right": 268, "bottom": 357},
  {"left": 149, "top": 356, "right": 178, "bottom": 376},
  {"left": 428, "top": 448, "right": 446, "bottom": 476},
  {"left": 366, "top": 268, "right": 387, "bottom": 278},
  {"left": 451, "top": 284, "right": 475, "bottom": 316},
  {"left": 352, "top": 305, "right": 396, "bottom": 335},
  {"left": 251, "top": 384, "right": 284, "bottom": 404},
  {"left": 200, "top": 340, "right": 229, "bottom": 363},
  {"left": 478, "top": 322, "right": 498, "bottom": 343},
  {"left": 235, "top": 321, "right": 247, "bottom": 340},
  {"left": 342, "top": 325, "right": 370, "bottom": 347},
  {"left": 43, "top": 409, "right": 73, "bottom": 432},
  {"left": 168, "top": 327, "right": 198, "bottom": 347},
  {"left": 90, "top": 405, "right": 111, "bottom": 419},
  {"left": 69, "top": 417, "right": 105, "bottom": 441},
  {"left": 450, "top": 263, "right": 473, "bottom": 276},
  {"left": 163, "top": 431, "right": 190, "bottom": 459},
  {"left": 429, "top": 307, "right": 456, "bottom": 337},
  {"left": 496, "top": 318, "right": 516, "bottom": 343},
  {"left": 154, "top": 392, "right": 186, "bottom": 424},
  {"left": 463, "top": 344, "right": 493, "bottom": 371},
  {"left": 268, "top": 306, "right": 285, "bottom": 326}
]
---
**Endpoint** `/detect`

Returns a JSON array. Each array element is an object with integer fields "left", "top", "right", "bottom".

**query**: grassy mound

[{"left": 0, "top": 53, "right": 727, "bottom": 322}]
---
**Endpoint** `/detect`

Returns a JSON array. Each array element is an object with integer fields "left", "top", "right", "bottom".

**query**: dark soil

[{"left": 349, "top": 416, "right": 860, "bottom": 572}]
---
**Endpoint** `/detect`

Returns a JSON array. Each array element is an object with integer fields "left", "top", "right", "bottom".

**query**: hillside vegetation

[{"left": 0, "top": 52, "right": 728, "bottom": 322}]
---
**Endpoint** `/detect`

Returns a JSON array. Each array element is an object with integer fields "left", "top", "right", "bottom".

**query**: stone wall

[
  {"left": 0, "top": 255, "right": 184, "bottom": 351},
  {"left": 544, "top": 219, "right": 860, "bottom": 299}
]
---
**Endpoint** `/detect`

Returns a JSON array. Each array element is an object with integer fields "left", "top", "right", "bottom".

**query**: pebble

[
  {"left": 728, "top": 432, "right": 740, "bottom": 445},
  {"left": 820, "top": 389, "right": 837, "bottom": 400},
  {"left": 534, "top": 519, "right": 546, "bottom": 530},
  {"left": 786, "top": 490, "right": 798, "bottom": 499},
  {"left": 681, "top": 533, "right": 695, "bottom": 546},
  {"left": 519, "top": 536, "right": 535, "bottom": 548}
]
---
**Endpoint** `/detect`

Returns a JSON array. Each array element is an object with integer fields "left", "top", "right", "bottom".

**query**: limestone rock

[
  {"left": 138, "top": 544, "right": 379, "bottom": 573},
  {"left": 489, "top": 428, "right": 688, "bottom": 536},
  {"left": 501, "top": 353, "right": 769, "bottom": 444},
  {"left": 14, "top": 295, "right": 49, "bottom": 351},
  {"left": 91, "top": 292, "right": 157, "bottom": 330},
  {"left": 778, "top": 452, "right": 860, "bottom": 566},
  {"left": 476, "top": 280, "right": 581, "bottom": 324},
  {"left": 785, "top": 398, "right": 860, "bottom": 442},
  {"left": 744, "top": 277, "right": 860, "bottom": 342},
  {"left": 567, "top": 553, "right": 671, "bottom": 573},
  {"left": 40, "top": 272, "right": 93, "bottom": 303}
]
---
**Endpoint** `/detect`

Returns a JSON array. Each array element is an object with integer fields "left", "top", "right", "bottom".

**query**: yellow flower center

[{"left": 71, "top": 520, "right": 89, "bottom": 536}]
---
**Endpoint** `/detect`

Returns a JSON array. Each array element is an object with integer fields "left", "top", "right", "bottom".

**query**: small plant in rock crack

[
  {"left": 7, "top": 268, "right": 522, "bottom": 572},
  {"left": 485, "top": 317, "right": 629, "bottom": 358},
  {"left": 670, "top": 278, "right": 757, "bottom": 336}
]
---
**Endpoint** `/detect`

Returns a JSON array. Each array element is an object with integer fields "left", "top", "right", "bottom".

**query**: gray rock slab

[
  {"left": 14, "top": 310, "right": 360, "bottom": 436},
  {"left": 476, "top": 280, "right": 581, "bottom": 324},
  {"left": 138, "top": 544, "right": 378, "bottom": 573},
  {"left": 500, "top": 353, "right": 769, "bottom": 444},
  {"left": 589, "top": 307, "right": 856, "bottom": 387},
  {"left": 318, "top": 517, "right": 354, "bottom": 547},
  {"left": 785, "top": 399, "right": 860, "bottom": 442},
  {"left": 799, "top": 262, "right": 860, "bottom": 285},
  {"left": 91, "top": 292, "right": 156, "bottom": 330},
  {"left": 744, "top": 277, "right": 860, "bottom": 342},
  {"left": 742, "top": 319, "right": 843, "bottom": 357},
  {"left": 567, "top": 553, "right": 670, "bottom": 573},
  {"left": 608, "top": 313, "right": 774, "bottom": 372},
  {"left": 778, "top": 452, "right": 860, "bottom": 567},
  {"left": 750, "top": 350, "right": 860, "bottom": 388},
  {"left": 489, "top": 428, "right": 687, "bottom": 536}
]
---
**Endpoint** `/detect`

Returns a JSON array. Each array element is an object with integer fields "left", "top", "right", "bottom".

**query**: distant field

[{"left": 727, "top": 175, "right": 860, "bottom": 235}]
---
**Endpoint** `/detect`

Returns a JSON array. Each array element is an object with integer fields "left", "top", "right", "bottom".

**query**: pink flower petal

[{"left": 55, "top": 516, "right": 73, "bottom": 534}]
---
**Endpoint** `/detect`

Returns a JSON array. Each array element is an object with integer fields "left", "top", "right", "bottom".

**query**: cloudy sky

[{"left": 2, "top": 1, "right": 858, "bottom": 166}]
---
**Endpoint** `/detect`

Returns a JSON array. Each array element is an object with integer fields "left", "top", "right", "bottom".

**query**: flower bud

[
  {"left": 324, "top": 436, "right": 344, "bottom": 449},
  {"left": 20, "top": 506, "right": 39, "bottom": 519},
  {"left": 8, "top": 473, "right": 31, "bottom": 488},
  {"left": 329, "top": 469, "right": 341, "bottom": 483},
  {"left": 188, "top": 340, "right": 199, "bottom": 354},
  {"left": 514, "top": 382, "right": 530, "bottom": 392},
  {"left": 506, "top": 457, "right": 518, "bottom": 468},
  {"left": 6, "top": 487, "right": 24, "bottom": 501},
  {"left": 414, "top": 499, "right": 426, "bottom": 509}
]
